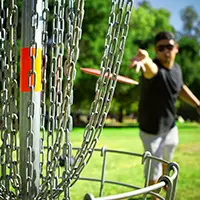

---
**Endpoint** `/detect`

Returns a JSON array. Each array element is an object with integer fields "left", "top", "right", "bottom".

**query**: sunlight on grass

[
  {"left": 70, "top": 123, "right": 200, "bottom": 200},
  {"left": 0, "top": 122, "right": 199, "bottom": 199}
]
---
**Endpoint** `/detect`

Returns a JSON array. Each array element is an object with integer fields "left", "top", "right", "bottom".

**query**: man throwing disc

[{"left": 129, "top": 31, "right": 200, "bottom": 200}]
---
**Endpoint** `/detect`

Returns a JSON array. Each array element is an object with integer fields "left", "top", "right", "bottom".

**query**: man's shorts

[{"left": 140, "top": 126, "right": 179, "bottom": 180}]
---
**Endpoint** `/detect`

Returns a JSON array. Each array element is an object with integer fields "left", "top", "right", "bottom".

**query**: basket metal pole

[{"left": 20, "top": 0, "right": 43, "bottom": 198}]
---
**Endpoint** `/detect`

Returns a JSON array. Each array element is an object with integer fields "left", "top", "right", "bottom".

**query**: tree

[
  {"left": 180, "top": 6, "right": 199, "bottom": 36},
  {"left": 176, "top": 37, "right": 200, "bottom": 121},
  {"left": 175, "top": 6, "right": 200, "bottom": 121},
  {"left": 73, "top": 0, "right": 112, "bottom": 116}
]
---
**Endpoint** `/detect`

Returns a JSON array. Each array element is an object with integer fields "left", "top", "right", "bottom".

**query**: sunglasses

[{"left": 156, "top": 44, "right": 174, "bottom": 52}]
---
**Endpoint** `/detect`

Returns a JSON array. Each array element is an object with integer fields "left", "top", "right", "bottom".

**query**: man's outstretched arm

[
  {"left": 179, "top": 84, "right": 200, "bottom": 113},
  {"left": 129, "top": 49, "right": 158, "bottom": 79}
]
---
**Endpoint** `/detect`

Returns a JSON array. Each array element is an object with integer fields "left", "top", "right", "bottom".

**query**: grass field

[{"left": 70, "top": 122, "right": 200, "bottom": 200}]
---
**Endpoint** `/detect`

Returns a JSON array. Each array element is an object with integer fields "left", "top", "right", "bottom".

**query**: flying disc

[{"left": 80, "top": 68, "right": 139, "bottom": 85}]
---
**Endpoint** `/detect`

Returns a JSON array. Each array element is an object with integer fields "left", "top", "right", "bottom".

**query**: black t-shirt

[{"left": 138, "top": 59, "right": 183, "bottom": 134}]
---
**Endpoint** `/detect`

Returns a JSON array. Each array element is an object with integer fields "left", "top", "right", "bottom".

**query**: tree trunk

[{"left": 118, "top": 106, "right": 123, "bottom": 123}]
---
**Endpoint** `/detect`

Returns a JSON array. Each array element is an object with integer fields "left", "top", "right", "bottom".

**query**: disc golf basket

[{"left": 0, "top": 0, "right": 179, "bottom": 199}]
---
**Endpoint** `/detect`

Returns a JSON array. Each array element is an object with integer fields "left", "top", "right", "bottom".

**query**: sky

[{"left": 135, "top": 0, "right": 200, "bottom": 31}]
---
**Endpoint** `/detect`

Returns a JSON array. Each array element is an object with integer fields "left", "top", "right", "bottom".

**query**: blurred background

[
  {"left": 72, "top": 0, "right": 200, "bottom": 126},
  {"left": 7, "top": 0, "right": 200, "bottom": 126}
]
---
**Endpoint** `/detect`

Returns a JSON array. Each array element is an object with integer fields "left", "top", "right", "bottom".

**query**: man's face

[{"left": 155, "top": 39, "right": 178, "bottom": 66}]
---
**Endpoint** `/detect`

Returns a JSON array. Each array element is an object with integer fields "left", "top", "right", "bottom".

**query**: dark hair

[{"left": 155, "top": 31, "right": 175, "bottom": 45}]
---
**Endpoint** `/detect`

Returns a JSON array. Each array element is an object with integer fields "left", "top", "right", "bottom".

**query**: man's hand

[
  {"left": 129, "top": 49, "right": 148, "bottom": 72},
  {"left": 129, "top": 49, "right": 158, "bottom": 79}
]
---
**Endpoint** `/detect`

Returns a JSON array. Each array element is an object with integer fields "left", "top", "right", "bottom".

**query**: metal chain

[
  {"left": 0, "top": 0, "right": 20, "bottom": 199},
  {"left": 0, "top": 1, "right": 134, "bottom": 199},
  {"left": 26, "top": 0, "right": 39, "bottom": 198},
  {"left": 37, "top": 0, "right": 67, "bottom": 199},
  {"left": 47, "top": 0, "right": 66, "bottom": 199},
  {"left": 49, "top": 0, "right": 63, "bottom": 198},
  {"left": 37, "top": 0, "right": 85, "bottom": 199},
  {"left": 0, "top": 0, "right": 5, "bottom": 90},
  {"left": 70, "top": 0, "right": 134, "bottom": 186},
  {"left": 50, "top": 0, "right": 134, "bottom": 197},
  {"left": 55, "top": 0, "right": 70, "bottom": 198},
  {"left": 7, "top": 1, "right": 20, "bottom": 196},
  {"left": 0, "top": 0, "right": 8, "bottom": 197},
  {"left": 60, "top": 0, "right": 85, "bottom": 198},
  {"left": 39, "top": 0, "right": 49, "bottom": 186}
]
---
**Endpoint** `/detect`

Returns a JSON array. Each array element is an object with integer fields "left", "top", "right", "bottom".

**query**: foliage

[
  {"left": 4, "top": 1, "right": 200, "bottom": 122},
  {"left": 73, "top": 0, "right": 111, "bottom": 113},
  {"left": 175, "top": 6, "right": 200, "bottom": 120},
  {"left": 177, "top": 6, "right": 200, "bottom": 93},
  {"left": 87, "top": 2, "right": 200, "bottom": 122},
  {"left": 180, "top": 5, "right": 200, "bottom": 37},
  {"left": 74, "top": 0, "right": 176, "bottom": 120}
]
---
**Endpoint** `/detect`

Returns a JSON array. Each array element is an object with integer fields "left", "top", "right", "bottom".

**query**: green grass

[
  {"left": 70, "top": 122, "right": 200, "bottom": 200},
  {"left": 0, "top": 122, "right": 199, "bottom": 199}
]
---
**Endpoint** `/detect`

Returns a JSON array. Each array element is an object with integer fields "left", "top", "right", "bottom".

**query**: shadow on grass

[
  {"left": 127, "top": 197, "right": 152, "bottom": 200},
  {"left": 128, "top": 197, "right": 152, "bottom": 200}
]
